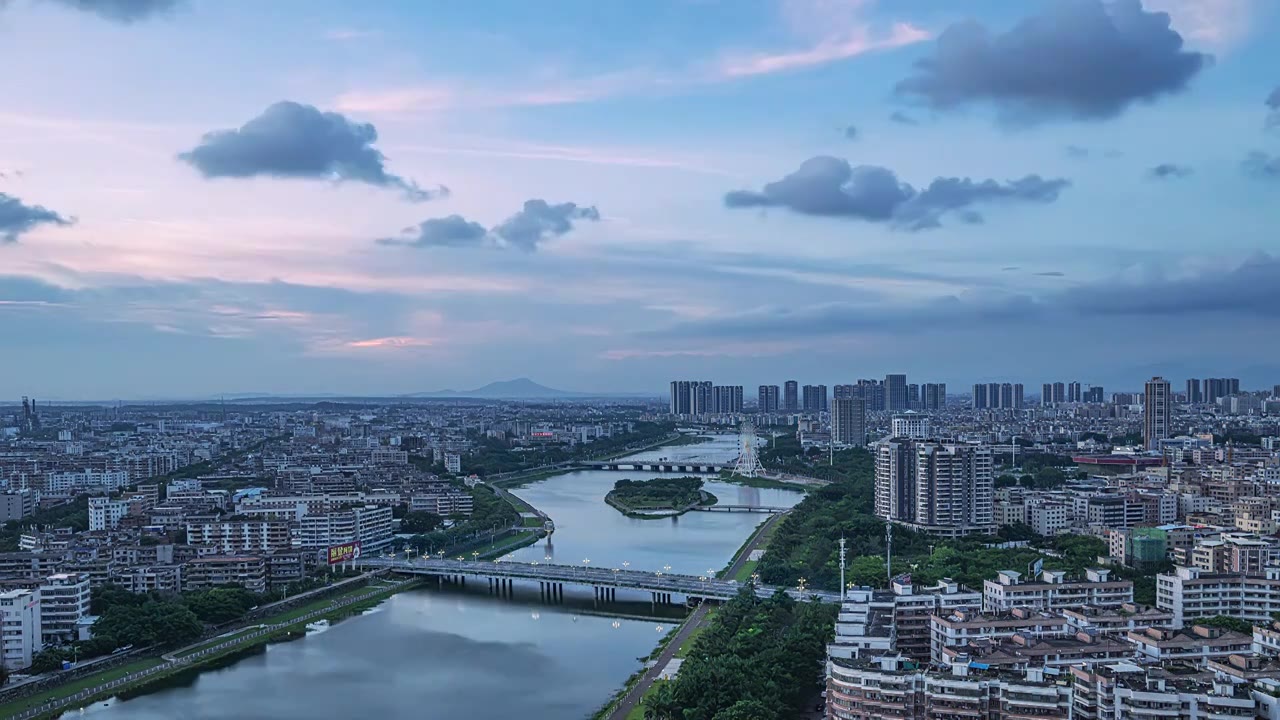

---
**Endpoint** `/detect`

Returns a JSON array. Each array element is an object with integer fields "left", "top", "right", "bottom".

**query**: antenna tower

[{"left": 732, "top": 420, "right": 766, "bottom": 478}]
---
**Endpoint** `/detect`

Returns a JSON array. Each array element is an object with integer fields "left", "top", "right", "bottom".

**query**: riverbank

[{"left": 0, "top": 578, "right": 420, "bottom": 720}]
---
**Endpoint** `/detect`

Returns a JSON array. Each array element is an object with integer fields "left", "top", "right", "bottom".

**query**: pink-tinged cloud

[
  {"left": 1145, "top": 0, "right": 1257, "bottom": 48},
  {"left": 717, "top": 21, "right": 930, "bottom": 78},
  {"left": 344, "top": 336, "right": 436, "bottom": 349}
]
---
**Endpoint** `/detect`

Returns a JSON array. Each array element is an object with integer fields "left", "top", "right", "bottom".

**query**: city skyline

[{"left": 3, "top": 0, "right": 1280, "bottom": 398}]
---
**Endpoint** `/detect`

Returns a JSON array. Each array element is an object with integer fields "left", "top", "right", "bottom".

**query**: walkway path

[{"left": 605, "top": 512, "right": 786, "bottom": 720}]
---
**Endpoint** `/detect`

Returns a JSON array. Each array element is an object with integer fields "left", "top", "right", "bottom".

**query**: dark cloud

[
  {"left": 0, "top": 193, "right": 74, "bottom": 243},
  {"left": 1065, "top": 145, "right": 1090, "bottom": 158},
  {"left": 724, "top": 155, "right": 1068, "bottom": 231},
  {"left": 48, "top": 0, "right": 180, "bottom": 23},
  {"left": 895, "top": 0, "right": 1209, "bottom": 125},
  {"left": 1035, "top": 271, "right": 1065, "bottom": 277},
  {"left": 377, "top": 215, "right": 488, "bottom": 248},
  {"left": 493, "top": 199, "right": 600, "bottom": 251},
  {"left": 382, "top": 199, "right": 599, "bottom": 252},
  {"left": 1148, "top": 163, "right": 1193, "bottom": 179},
  {"left": 178, "top": 101, "right": 441, "bottom": 202},
  {"left": 843, "top": 125, "right": 859, "bottom": 140},
  {"left": 1244, "top": 152, "right": 1280, "bottom": 180},
  {"left": 1267, "top": 86, "right": 1280, "bottom": 130},
  {"left": 652, "top": 254, "right": 1280, "bottom": 342},
  {"left": 889, "top": 111, "right": 918, "bottom": 126}
]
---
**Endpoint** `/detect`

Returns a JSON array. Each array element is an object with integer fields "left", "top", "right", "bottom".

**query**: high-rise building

[
  {"left": 1084, "top": 385, "right": 1105, "bottom": 403},
  {"left": 692, "top": 380, "right": 712, "bottom": 414},
  {"left": 907, "top": 383, "right": 920, "bottom": 410},
  {"left": 712, "top": 385, "right": 743, "bottom": 414},
  {"left": 858, "top": 380, "right": 886, "bottom": 412},
  {"left": 757, "top": 385, "right": 780, "bottom": 413},
  {"left": 885, "top": 374, "right": 908, "bottom": 412},
  {"left": 802, "top": 384, "right": 827, "bottom": 412},
  {"left": 999, "top": 383, "right": 1014, "bottom": 409},
  {"left": 1041, "top": 383, "right": 1053, "bottom": 406},
  {"left": 783, "top": 380, "right": 798, "bottom": 412},
  {"left": 1202, "top": 377, "right": 1240, "bottom": 404},
  {"left": 1013, "top": 383, "right": 1024, "bottom": 409},
  {"left": 1068, "top": 381, "right": 1082, "bottom": 403},
  {"left": 832, "top": 389, "right": 866, "bottom": 447},
  {"left": 874, "top": 440, "right": 994, "bottom": 537},
  {"left": 891, "top": 412, "right": 931, "bottom": 439},
  {"left": 923, "top": 383, "right": 945, "bottom": 410},
  {"left": 39, "top": 573, "right": 90, "bottom": 646},
  {"left": 1052, "top": 382, "right": 1066, "bottom": 404},
  {"left": 1143, "top": 377, "right": 1172, "bottom": 451},
  {"left": 972, "top": 383, "right": 989, "bottom": 410},
  {"left": 1186, "top": 378, "right": 1202, "bottom": 404}
]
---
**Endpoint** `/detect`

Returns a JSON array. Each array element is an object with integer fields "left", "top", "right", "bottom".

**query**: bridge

[
  {"left": 691, "top": 504, "right": 788, "bottom": 514},
  {"left": 360, "top": 558, "right": 839, "bottom": 604},
  {"left": 577, "top": 461, "right": 729, "bottom": 473}
]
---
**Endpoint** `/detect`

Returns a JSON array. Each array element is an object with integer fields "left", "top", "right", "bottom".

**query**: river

[{"left": 71, "top": 435, "right": 805, "bottom": 720}]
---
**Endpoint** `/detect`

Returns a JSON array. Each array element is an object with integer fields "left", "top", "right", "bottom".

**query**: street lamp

[
  {"left": 622, "top": 561, "right": 630, "bottom": 572},
  {"left": 750, "top": 572, "right": 760, "bottom": 586},
  {"left": 472, "top": 551, "right": 480, "bottom": 562},
  {"left": 663, "top": 564, "right": 672, "bottom": 575}
]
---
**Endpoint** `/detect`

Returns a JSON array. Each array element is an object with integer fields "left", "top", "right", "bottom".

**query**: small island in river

[{"left": 605, "top": 476, "right": 718, "bottom": 518}]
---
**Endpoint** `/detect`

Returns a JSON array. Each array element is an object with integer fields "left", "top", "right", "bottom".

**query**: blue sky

[{"left": 1, "top": 0, "right": 1278, "bottom": 399}]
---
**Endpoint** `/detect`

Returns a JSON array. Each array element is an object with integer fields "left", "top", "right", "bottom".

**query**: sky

[{"left": 1, "top": 0, "right": 1278, "bottom": 399}]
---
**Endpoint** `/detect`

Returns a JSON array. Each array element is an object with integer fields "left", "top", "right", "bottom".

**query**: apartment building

[
  {"left": 1157, "top": 566, "right": 1280, "bottom": 627},
  {"left": 88, "top": 496, "right": 130, "bottom": 531},
  {"left": 929, "top": 607, "right": 1068, "bottom": 664},
  {"left": 409, "top": 491, "right": 475, "bottom": 517},
  {"left": 983, "top": 568, "right": 1133, "bottom": 613},
  {"left": 825, "top": 655, "right": 1071, "bottom": 720},
  {"left": 939, "top": 629, "right": 1133, "bottom": 670},
  {"left": 110, "top": 565, "right": 182, "bottom": 594},
  {"left": 874, "top": 440, "right": 995, "bottom": 538},
  {"left": 38, "top": 573, "right": 91, "bottom": 645},
  {"left": 1127, "top": 625, "right": 1253, "bottom": 665},
  {"left": 1071, "top": 662, "right": 1255, "bottom": 720},
  {"left": 0, "top": 589, "right": 41, "bottom": 670},
  {"left": 1061, "top": 603, "right": 1175, "bottom": 636},
  {"left": 182, "top": 556, "right": 267, "bottom": 594},
  {"left": 185, "top": 517, "right": 291, "bottom": 554},
  {"left": 299, "top": 505, "right": 393, "bottom": 551}
]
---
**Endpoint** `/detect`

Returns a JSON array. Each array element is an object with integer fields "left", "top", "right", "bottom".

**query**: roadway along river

[{"left": 73, "top": 435, "right": 805, "bottom": 720}]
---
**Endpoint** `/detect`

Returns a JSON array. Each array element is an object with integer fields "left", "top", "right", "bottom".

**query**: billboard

[
  {"left": 1028, "top": 557, "right": 1044, "bottom": 579},
  {"left": 327, "top": 541, "right": 362, "bottom": 565}
]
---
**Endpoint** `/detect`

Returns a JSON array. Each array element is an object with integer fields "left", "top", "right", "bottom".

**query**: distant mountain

[{"left": 406, "top": 378, "right": 584, "bottom": 399}]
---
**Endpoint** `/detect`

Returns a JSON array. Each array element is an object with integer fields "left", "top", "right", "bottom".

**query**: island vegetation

[
  {"left": 605, "top": 477, "right": 715, "bottom": 517},
  {"left": 641, "top": 589, "right": 835, "bottom": 719}
]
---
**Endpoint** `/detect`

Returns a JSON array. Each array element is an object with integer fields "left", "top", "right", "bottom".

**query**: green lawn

[
  {"left": 522, "top": 516, "right": 545, "bottom": 527},
  {"left": 0, "top": 657, "right": 166, "bottom": 718},
  {"left": 173, "top": 627, "right": 265, "bottom": 659},
  {"left": 477, "top": 531, "right": 538, "bottom": 559}
]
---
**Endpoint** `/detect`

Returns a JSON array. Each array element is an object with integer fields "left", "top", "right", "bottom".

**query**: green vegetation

[
  {"left": 0, "top": 496, "right": 89, "bottom": 552},
  {"left": 398, "top": 486, "right": 521, "bottom": 555},
  {"left": 641, "top": 590, "right": 835, "bottom": 720},
  {"left": 1188, "top": 615, "right": 1254, "bottom": 634},
  {"left": 399, "top": 511, "right": 444, "bottom": 534},
  {"left": 606, "top": 477, "right": 710, "bottom": 515}
]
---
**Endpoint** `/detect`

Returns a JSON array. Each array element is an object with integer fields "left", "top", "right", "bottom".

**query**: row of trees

[{"left": 642, "top": 590, "right": 835, "bottom": 720}]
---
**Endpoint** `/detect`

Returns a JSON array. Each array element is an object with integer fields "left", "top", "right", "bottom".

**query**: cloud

[
  {"left": 651, "top": 253, "right": 1280, "bottom": 341},
  {"left": 718, "top": 21, "right": 929, "bottom": 78},
  {"left": 1148, "top": 163, "right": 1193, "bottom": 179},
  {"left": 47, "top": 0, "right": 180, "bottom": 23},
  {"left": 1035, "top": 271, "right": 1065, "bottom": 277},
  {"left": 724, "top": 155, "right": 1068, "bottom": 231},
  {"left": 494, "top": 200, "right": 600, "bottom": 251},
  {"left": 1066, "top": 145, "right": 1090, "bottom": 158},
  {"left": 889, "top": 111, "right": 918, "bottom": 126},
  {"left": 1243, "top": 151, "right": 1280, "bottom": 180},
  {"left": 381, "top": 199, "right": 600, "bottom": 252},
  {"left": 1266, "top": 86, "right": 1280, "bottom": 129},
  {"left": 895, "top": 0, "right": 1210, "bottom": 125},
  {"left": 178, "top": 101, "right": 441, "bottom": 202},
  {"left": 378, "top": 215, "right": 488, "bottom": 249},
  {"left": 0, "top": 193, "right": 74, "bottom": 243},
  {"left": 844, "top": 125, "right": 859, "bottom": 140}
]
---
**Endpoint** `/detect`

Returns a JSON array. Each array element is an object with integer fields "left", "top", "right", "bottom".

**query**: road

[{"left": 606, "top": 512, "right": 785, "bottom": 720}]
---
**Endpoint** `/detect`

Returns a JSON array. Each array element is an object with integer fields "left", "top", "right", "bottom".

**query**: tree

[
  {"left": 400, "top": 511, "right": 443, "bottom": 534},
  {"left": 1190, "top": 615, "right": 1253, "bottom": 634},
  {"left": 712, "top": 699, "right": 783, "bottom": 720}
]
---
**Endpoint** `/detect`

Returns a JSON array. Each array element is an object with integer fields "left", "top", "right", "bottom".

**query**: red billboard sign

[{"left": 327, "top": 541, "right": 362, "bottom": 565}]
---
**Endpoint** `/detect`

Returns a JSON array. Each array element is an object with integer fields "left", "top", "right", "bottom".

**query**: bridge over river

[
  {"left": 576, "top": 460, "right": 729, "bottom": 473},
  {"left": 361, "top": 558, "right": 839, "bottom": 605}
]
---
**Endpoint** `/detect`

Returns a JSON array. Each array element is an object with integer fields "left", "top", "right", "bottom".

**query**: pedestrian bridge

[
  {"left": 361, "top": 558, "right": 839, "bottom": 603},
  {"left": 691, "top": 504, "right": 788, "bottom": 514},
  {"left": 577, "top": 461, "right": 730, "bottom": 473}
]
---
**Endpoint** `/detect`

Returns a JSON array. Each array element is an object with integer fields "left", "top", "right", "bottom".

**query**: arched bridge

[{"left": 361, "top": 558, "right": 839, "bottom": 603}]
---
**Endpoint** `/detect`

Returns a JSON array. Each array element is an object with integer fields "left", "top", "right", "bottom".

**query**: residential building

[
  {"left": 1144, "top": 376, "right": 1172, "bottom": 450},
  {"left": 0, "top": 490, "right": 36, "bottom": 522},
  {"left": 832, "top": 391, "right": 866, "bottom": 448},
  {"left": 299, "top": 505, "right": 393, "bottom": 551},
  {"left": 757, "top": 385, "right": 780, "bottom": 413},
  {"left": 1157, "top": 566, "right": 1280, "bottom": 627},
  {"left": 88, "top": 496, "right": 130, "bottom": 531},
  {"left": 783, "top": 380, "right": 798, "bottom": 412},
  {"left": 921, "top": 383, "right": 945, "bottom": 410},
  {"left": 0, "top": 589, "right": 41, "bottom": 670},
  {"left": 185, "top": 518, "right": 291, "bottom": 554},
  {"left": 983, "top": 568, "right": 1133, "bottom": 613},
  {"left": 444, "top": 453, "right": 462, "bottom": 474},
  {"left": 712, "top": 385, "right": 743, "bottom": 414},
  {"left": 1070, "top": 663, "right": 1255, "bottom": 720},
  {"left": 885, "top": 374, "right": 908, "bottom": 412},
  {"left": 182, "top": 556, "right": 268, "bottom": 594},
  {"left": 801, "top": 384, "right": 827, "bottom": 412},
  {"left": 409, "top": 491, "right": 475, "bottom": 517},
  {"left": 38, "top": 573, "right": 91, "bottom": 646},
  {"left": 889, "top": 412, "right": 930, "bottom": 440},
  {"left": 875, "top": 440, "right": 995, "bottom": 537},
  {"left": 930, "top": 607, "right": 1069, "bottom": 664},
  {"left": 1127, "top": 625, "right": 1253, "bottom": 665}
]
